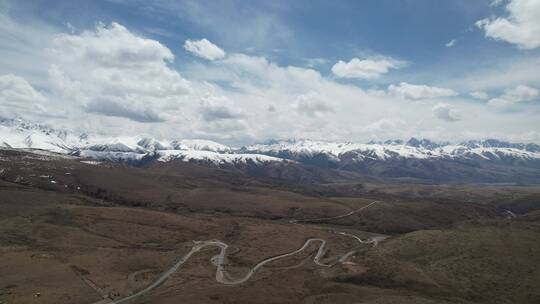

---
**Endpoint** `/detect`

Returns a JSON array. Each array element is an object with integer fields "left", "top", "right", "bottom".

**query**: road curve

[
  {"left": 92, "top": 201, "right": 381, "bottom": 304},
  {"left": 289, "top": 201, "right": 377, "bottom": 224},
  {"left": 106, "top": 238, "right": 347, "bottom": 304}
]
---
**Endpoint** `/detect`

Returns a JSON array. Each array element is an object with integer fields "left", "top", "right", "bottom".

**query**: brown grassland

[{"left": 1, "top": 149, "right": 539, "bottom": 304}]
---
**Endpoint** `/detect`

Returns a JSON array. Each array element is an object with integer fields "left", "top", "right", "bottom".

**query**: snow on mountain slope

[
  {"left": 244, "top": 140, "right": 429, "bottom": 161},
  {"left": 76, "top": 150, "right": 147, "bottom": 163},
  {"left": 170, "top": 139, "right": 232, "bottom": 153},
  {"left": 0, "top": 118, "right": 284, "bottom": 166},
  {"left": 0, "top": 118, "right": 85, "bottom": 153},
  {"left": 156, "top": 150, "right": 283, "bottom": 165},
  {"left": 82, "top": 136, "right": 148, "bottom": 153},
  {"left": 1, "top": 118, "right": 539, "bottom": 168},
  {"left": 243, "top": 139, "right": 540, "bottom": 162}
]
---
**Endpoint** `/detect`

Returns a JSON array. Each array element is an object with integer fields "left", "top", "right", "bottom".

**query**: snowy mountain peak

[
  {"left": 1, "top": 118, "right": 540, "bottom": 168},
  {"left": 170, "top": 139, "right": 232, "bottom": 153},
  {"left": 242, "top": 138, "right": 540, "bottom": 162}
]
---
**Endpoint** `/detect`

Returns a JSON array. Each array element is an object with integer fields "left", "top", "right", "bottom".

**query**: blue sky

[{"left": 0, "top": 0, "right": 539, "bottom": 144}]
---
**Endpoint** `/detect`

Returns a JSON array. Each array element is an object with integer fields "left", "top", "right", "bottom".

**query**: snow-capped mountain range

[
  {"left": 242, "top": 138, "right": 540, "bottom": 163},
  {"left": 1, "top": 118, "right": 540, "bottom": 174},
  {"left": 0, "top": 118, "right": 281, "bottom": 166}
]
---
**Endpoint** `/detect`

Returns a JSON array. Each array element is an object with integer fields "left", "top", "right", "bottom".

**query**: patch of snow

[
  {"left": 78, "top": 150, "right": 145, "bottom": 162},
  {"left": 244, "top": 139, "right": 540, "bottom": 162},
  {"left": 80, "top": 160, "right": 102, "bottom": 165},
  {"left": 171, "top": 139, "right": 232, "bottom": 153},
  {"left": 156, "top": 150, "right": 284, "bottom": 165}
]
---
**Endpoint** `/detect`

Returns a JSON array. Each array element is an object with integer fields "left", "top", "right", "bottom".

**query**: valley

[{"left": 0, "top": 148, "right": 539, "bottom": 304}]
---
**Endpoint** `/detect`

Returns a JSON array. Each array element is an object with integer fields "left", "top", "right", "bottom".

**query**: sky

[{"left": 0, "top": 0, "right": 539, "bottom": 145}]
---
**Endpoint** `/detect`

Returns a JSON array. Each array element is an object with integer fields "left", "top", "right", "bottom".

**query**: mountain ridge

[
  {"left": 2, "top": 117, "right": 539, "bottom": 154},
  {"left": 2, "top": 117, "right": 540, "bottom": 183}
]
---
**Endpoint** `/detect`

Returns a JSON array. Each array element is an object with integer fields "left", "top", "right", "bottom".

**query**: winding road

[
  {"left": 289, "top": 201, "right": 378, "bottom": 223},
  {"left": 90, "top": 201, "right": 382, "bottom": 304}
]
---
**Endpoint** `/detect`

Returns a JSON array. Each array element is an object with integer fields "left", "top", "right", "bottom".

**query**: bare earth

[{"left": 1, "top": 149, "right": 540, "bottom": 304}]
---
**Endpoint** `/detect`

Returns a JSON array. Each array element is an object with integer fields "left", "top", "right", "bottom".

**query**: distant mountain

[
  {"left": 242, "top": 138, "right": 540, "bottom": 163},
  {"left": 242, "top": 139, "right": 540, "bottom": 182},
  {"left": 0, "top": 118, "right": 285, "bottom": 167},
  {"left": 1, "top": 118, "right": 540, "bottom": 183}
]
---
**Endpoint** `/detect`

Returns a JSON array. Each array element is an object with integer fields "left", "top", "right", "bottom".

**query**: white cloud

[
  {"left": 432, "top": 103, "right": 462, "bottom": 122},
  {"left": 476, "top": 0, "right": 540, "bottom": 49},
  {"left": 331, "top": 57, "right": 404, "bottom": 79},
  {"left": 184, "top": 38, "right": 226, "bottom": 61},
  {"left": 0, "top": 13, "right": 58, "bottom": 87},
  {"left": 183, "top": 51, "right": 540, "bottom": 144},
  {"left": 388, "top": 82, "right": 458, "bottom": 100},
  {"left": 294, "top": 92, "right": 333, "bottom": 118},
  {"left": 452, "top": 56, "right": 540, "bottom": 91},
  {"left": 205, "top": 53, "right": 326, "bottom": 94},
  {"left": 50, "top": 22, "right": 175, "bottom": 67},
  {"left": 1, "top": 18, "right": 539, "bottom": 145},
  {"left": 0, "top": 74, "right": 46, "bottom": 104},
  {"left": 183, "top": 52, "right": 395, "bottom": 141},
  {"left": 445, "top": 39, "right": 456, "bottom": 47},
  {"left": 503, "top": 84, "right": 538, "bottom": 101},
  {"left": 488, "top": 84, "right": 539, "bottom": 107},
  {"left": 46, "top": 22, "right": 191, "bottom": 123},
  {"left": 361, "top": 118, "right": 408, "bottom": 134},
  {"left": 47, "top": 64, "right": 84, "bottom": 102},
  {"left": 0, "top": 74, "right": 48, "bottom": 117},
  {"left": 86, "top": 97, "right": 165, "bottom": 123},
  {"left": 199, "top": 95, "right": 243, "bottom": 121},
  {"left": 470, "top": 91, "right": 489, "bottom": 100},
  {"left": 191, "top": 94, "right": 249, "bottom": 140}
]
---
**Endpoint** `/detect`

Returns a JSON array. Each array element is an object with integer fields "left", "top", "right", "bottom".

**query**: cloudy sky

[{"left": 0, "top": 0, "right": 539, "bottom": 145}]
